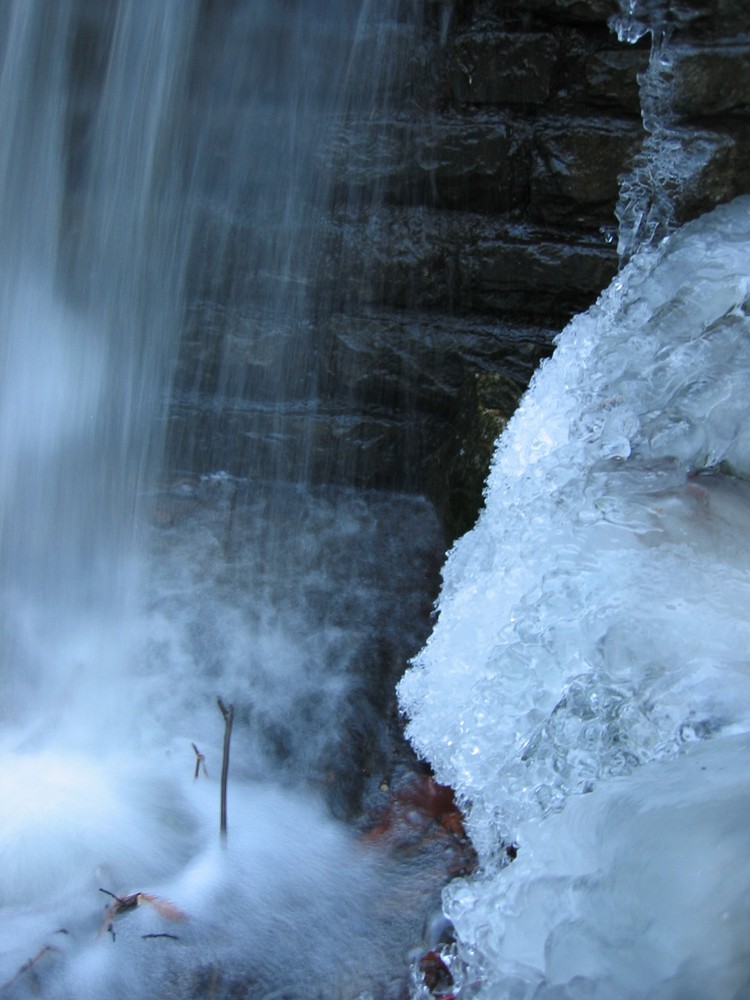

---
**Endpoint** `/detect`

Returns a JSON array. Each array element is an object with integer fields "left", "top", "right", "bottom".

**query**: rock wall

[
  {"left": 317, "top": 0, "right": 750, "bottom": 540},
  {"left": 143, "top": 0, "right": 750, "bottom": 541},
  {"left": 320, "top": 0, "right": 645, "bottom": 538}
]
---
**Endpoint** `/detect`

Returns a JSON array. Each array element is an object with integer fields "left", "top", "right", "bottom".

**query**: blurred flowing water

[{"left": 0, "top": 3, "right": 446, "bottom": 998}]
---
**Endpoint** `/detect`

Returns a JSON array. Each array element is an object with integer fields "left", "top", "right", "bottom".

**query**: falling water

[
  {"left": 0, "top": 3, "right": 447, "bottom": 998},
  {"left": 0, "top": 0, "right": 198, "bottom": 746}
]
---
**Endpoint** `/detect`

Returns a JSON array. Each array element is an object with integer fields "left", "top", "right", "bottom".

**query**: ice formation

[{"left": 398, "top": 196, "right": 750, "bottom": 998}]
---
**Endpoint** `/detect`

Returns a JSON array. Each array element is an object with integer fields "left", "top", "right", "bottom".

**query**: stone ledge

[
  {"left": 522, "top": 0, "right": 620, "bottom": 24},
  {"left": 174, "top": 301, "right": 554, "bottom": 420},
  {"left": 531, "top": 116, "right": 644, "bottom": 225},
  {"left": 329, "top": 105, "right": 643, "bottom": 226},
  {"left": 670, "top": 1, "right": 750, "bottom": 40},
  {"left": 670, "top": 42, "right": 750, "bottom": 117},
  {"left": 584, "top": 46, "right": 649, "bottom": 113},
  {"left": 166, "top": 396, "right": 450, "bottom": 491},
  {"left": 618, "top": 126, "right": 738, "bottom": 247},
  {"left": 321, "top": 308, "right": 555, "bottom": 413},
  {"left": 327, "top": 207, "right": 618, "bottom": 321},
  {"left": 447, "top": 30, "right": 561, "bottom": 105},
  {"left": 327, "top": 111, "right": 532, "bottom": 211},
  {"left": 445, "top": 0, "right": 620, "bottom": 27}
]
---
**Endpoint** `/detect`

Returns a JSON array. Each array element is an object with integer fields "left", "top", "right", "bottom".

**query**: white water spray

[{"left": 0, "top": 4, "right": 442, "bottom": 997}]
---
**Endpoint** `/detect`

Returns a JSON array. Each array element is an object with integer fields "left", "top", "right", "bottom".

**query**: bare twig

[
  {"left": 99, "top": 887, "right": 134, "bottom": 939},
  {"left": 2, "top": 939, "right": 64, "bottom": 990},
  {"left": 192, "top": 742, "right": 208, "bottom": 779},
  {"left": 99, "top": 888, "right": 188, "bottom": 940},
  {"left": 142, "top": 933, "right": 180, "bottom": 941},
  {"left": 99, "top": 887, "right": 128, "bottom": 904},
  {"left": 3, "top": 946, "right": 58, "bottom": 989},
  {"left": 217, "top": 697, "right": 234, "bottom": 843}
]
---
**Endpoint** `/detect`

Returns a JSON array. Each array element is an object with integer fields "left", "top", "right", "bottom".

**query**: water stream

[
  {"left": 5, "top": 3, "right": 747, "bottom": 998},
  {"left": 0, "top": 3, "right": 446, "bottom": 998}
]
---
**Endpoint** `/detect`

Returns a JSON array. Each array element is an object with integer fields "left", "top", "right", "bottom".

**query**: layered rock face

[
  {"left": 168, "top": 1, "right": 639, "bottom": 536},
  {"left": 60, "top": 0, "right": 746, "bottom": 542},
  {"left": 320, "top": 0, "right": 644, "bottom": 537},
  {"left": 312, "top": 0, "right": 750, "bottom": 539}
]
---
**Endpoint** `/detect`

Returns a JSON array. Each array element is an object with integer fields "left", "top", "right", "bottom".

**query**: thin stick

[
  {"left": 99, "top": 887, "right": 122, "bottom": 902},
  {"left": 217, "top": 697, "right": 234, "bottom": 843},
  {"left": 3, "top": 945, "right": 61, "bottom": 989},
  {"left": 192, "top": 742, "right": 208, "bottom": 779}
]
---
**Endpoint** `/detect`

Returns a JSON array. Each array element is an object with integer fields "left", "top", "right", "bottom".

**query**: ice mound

[
  {"left": 399, "top": 197, "right": 750, "bottom": 997},
  {"left": 451, "top": 735, "right": 750, "bottom": 999}
]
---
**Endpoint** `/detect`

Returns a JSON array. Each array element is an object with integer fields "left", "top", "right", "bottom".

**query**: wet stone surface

[{"left": 147, "top": 477, "right": 447, "bottom": 819}]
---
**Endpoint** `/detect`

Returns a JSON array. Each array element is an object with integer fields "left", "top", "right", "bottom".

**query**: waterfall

[
  {"left": 0, "top": 0, "right": 198, "bottom": 746},
  {"left": 0, "top": 3, "right": 446, "bottom": 998},
  {"left": 398, "top": 3, "right": 750, "bottom": 995}
]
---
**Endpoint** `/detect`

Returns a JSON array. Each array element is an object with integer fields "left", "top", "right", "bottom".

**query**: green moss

[{"left": 440, "top": 372, "right": 522, "bottom": 543}]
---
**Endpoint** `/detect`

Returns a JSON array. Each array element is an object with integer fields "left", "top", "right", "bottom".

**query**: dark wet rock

[
  {"left": 670, "top": 42, "right": 750, "bottom": 117},
  {"left": 531, "top": 116, "right": 643, "bottom": 226},
  {"left": 667, "top": 128, "right": 739, "bottom": 221},
  {"left": 523, "top": 0, "right": 620, "bottom": 23},
  {"left": 167, "top": 399, "right": 439, "bottom": 490},
  {"left": 330, "top": 207, "right": 617, "bottom": 320},
  {"left": 447, "top": 30, "right": 560, "bottom": 105},
  {"left": 451, "top": 0, "right": 620, "bottom": 26},
  {"left": 459, "top": 218, "right": 618, "bottom": 317},
  {"left": 441, "top": 370, "right": 528, "bottom": 539},
  {"left": 169, "top": 300, "right": 554, "bottom": 538},
  {"left": 167, "top": 0, "right": 655, "bottom": 539},
  {"left": 326, "top": 116, "right": 418, "bottom": 204},
  {"left": 414, "top": 112, "right": 532, "bottom": 210},
  {"left": 321, "top": 309, "right": 553, "bottom": 412},
  {"left": 166, "top": 0, "right": 750, "bottom": 546},
  {"left": 584, "top": 46, "right": 650, "bottom": 113},
  {"left": 671, "top": 0, "right": 750, "bottom": 39},
  {"left": 620, "top": 126, "right": 738, "bottom": 243},
  {"left": 330, "top": 111, "right": 533, "bottom": 212}
]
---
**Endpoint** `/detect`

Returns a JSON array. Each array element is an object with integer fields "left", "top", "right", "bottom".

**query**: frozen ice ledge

[{"left": 398, "top": 195, "right": 750, "bottom": 999}]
